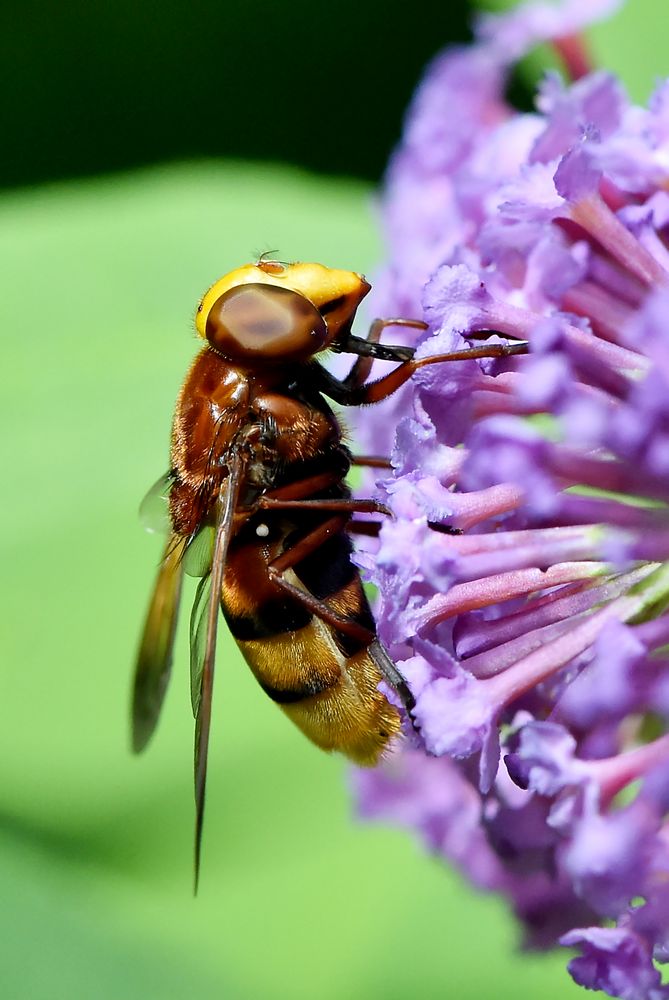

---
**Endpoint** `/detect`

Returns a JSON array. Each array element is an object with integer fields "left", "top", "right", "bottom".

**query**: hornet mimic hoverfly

[{"left": 131, "top": 259, "right": 526, "bottom": 885}]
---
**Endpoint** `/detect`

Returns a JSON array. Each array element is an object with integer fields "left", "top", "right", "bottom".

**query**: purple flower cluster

[{"left": 352, "top": 2, "right": 669, "bottom": 997}]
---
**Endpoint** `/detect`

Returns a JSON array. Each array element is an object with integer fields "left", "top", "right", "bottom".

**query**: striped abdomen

[{"left": 221, "top": 508, "right": 401, "bottom": 765}]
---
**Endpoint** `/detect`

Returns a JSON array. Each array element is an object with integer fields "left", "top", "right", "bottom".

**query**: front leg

[
  {"left": 337, "top": 318, "right": 428, "bottom": 390},
  {"left": 260, "top": 496, "right": 390, "bottom": 516},
  {"left": 318, "top": 341, "right": 529, "bottom": 406}
]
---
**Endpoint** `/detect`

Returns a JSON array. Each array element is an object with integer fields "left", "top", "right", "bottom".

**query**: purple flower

[
  {"left": 352, "top": 2, "right": 669, "bottom": 997},
  {"left": 561, "top": 925, "right": 669, "bottom": 999}
]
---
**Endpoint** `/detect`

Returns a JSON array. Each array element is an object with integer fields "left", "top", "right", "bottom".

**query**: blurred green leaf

[{"left": 589, "top": 0, "right": 669, "bottom": 102}]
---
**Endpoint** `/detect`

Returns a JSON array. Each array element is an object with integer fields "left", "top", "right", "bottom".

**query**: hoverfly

[{"left": 132, "top": 259, "right": 526, "bottom": 886}]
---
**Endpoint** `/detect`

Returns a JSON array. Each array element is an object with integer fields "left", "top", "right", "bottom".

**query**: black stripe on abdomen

[
  {"left": 223, "top": 599, "right": 311, "bottom": 640},
  {"left": 291, "top": 527, "right": 358, "bottom": 600},
  {"left": 258, "top": 674, "right": 335, "bottom": 704}
]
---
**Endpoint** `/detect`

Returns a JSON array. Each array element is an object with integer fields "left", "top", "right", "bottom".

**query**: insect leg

[
  {"left": 429, "top": 521, "right": 463, "bottom": 535},
  {"left": 319, "top": 341, "right": 529, "bottom": 406},
  {"left": 368, "top": 640, "right": 417, "bottom": 720},
  {"left": 259, "top": 463, "right": 391, "bottom": 507},
  {"left": 337, "top": 318, "right": 428, "bottom": 390},
  {"left": 266, "top": 516, "right": 376, "bottom": 645},
  {"left": 368, "top": 318, "right": 429, "bottom": 338},
  {"left": 346, "top": 519, "right": 382, "bottom": 537},
  {"left": 270, "top": 514, "right": 418, "bottom": 722},
  {"left": 345, "top": 516, "right": 460, "bottom": 537},
  {"left": 350, "top": 455, "right": 392, "bottom": 469},
  {"left": 336, "top": 319, "right": 383, "bottom": 391},
  {"left": 259, "top": 496, "right": 391, "bottom": 516},
  {"left": 261, "top": 471, "right": 343, "bottom": 502}
]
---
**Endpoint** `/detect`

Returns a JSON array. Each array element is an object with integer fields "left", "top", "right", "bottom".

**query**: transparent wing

[
  {"left": 189, "top": 572, "right": 211, "bottom": 716},
  {"left": 132, "top": 534, "right": 187, "bottom": 752},
  {"left": 139, "top": 471, "right": 175, "bottom": 535},
  {"left": 183, "top": 525, "right": 215, "bottom": 579},
  {"left": 191, "top": 450, "right": 245, "bottom": 892}
]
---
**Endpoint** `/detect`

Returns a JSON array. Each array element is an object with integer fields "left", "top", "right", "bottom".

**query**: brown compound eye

[{"left": 205, "top": 283, "right": 328, "bottom": 363}]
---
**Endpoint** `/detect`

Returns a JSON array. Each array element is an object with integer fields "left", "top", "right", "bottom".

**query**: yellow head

[{"left": 195, "top": 260, "right": 370, "bottom": 364}]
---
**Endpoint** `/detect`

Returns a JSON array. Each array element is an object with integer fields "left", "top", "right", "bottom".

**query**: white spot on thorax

[{"left": 256, "top": 523, "right": 270, "bottom": 537}]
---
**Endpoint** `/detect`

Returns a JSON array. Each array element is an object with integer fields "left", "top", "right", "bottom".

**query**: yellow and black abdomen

[{"left": 221, "top": 509, "right": 401, "bottom": 766}]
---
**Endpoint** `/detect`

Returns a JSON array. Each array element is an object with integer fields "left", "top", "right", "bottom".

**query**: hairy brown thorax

[{"left": 169, "top": 350, "right": 342, "bottom": 536}]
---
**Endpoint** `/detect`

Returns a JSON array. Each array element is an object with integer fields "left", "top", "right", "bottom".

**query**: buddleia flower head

[{"left": 353, "top": 2, "right": 669, "bottom": 996}]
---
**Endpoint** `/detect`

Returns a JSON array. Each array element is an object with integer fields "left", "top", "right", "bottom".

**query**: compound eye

[{"left": 205, "top": 283, "right": 327, "bottom": 361}]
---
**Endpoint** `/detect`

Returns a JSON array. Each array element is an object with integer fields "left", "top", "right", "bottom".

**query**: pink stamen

[
  {"left": 598, "top": 177, "right": 636, "bottom": 214},
  {"left": 429, "top": 523, "right": 599, "bottom": 557},
  {"left": 473, "top": 390, "right": 543, "bottom": 419},
  {"left": 447, "top": 483, "right": 525, "bottom": 531},
  {"left": 552, "top": 497, "right": 669, "bottom": 531},
  {"left": 453, "top": 534, "right": 605, "bottom": 583},
  {"left": 457, "top": 566, "right": 656, "bottom": 663},
  {"left": 465, "top": 607, "right": 595, "bottom": 678},
  {"left": 562, "top": 281, "right": 636, "bottom": 345},
  {"left": 485, "top": 565, "right": 669, "bottom": 705},
  {"left": 485, "top": 591, "right": 645, "bottom": 707},
  {"left": 552, "top": 32, "right": 593, "bottom": 81},
  {"left": 569, "top": 194, "right": 669, "bottom": 289},
  {"left": 477, "top": 299, "right": 646, "bottom": 373},
  {"left": 594, "top": 734, "right": 669, "bottom": 804},
  {"left": 549, "top": 449, "right": 669, "bottom": 502},
  {"left": 415, "top": 561, "right": 602, "bottom": 634},
  {"left": 587, "top": 254, "right": 645, "bottom": 308}
]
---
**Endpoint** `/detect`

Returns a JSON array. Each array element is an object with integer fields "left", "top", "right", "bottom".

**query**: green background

[{"left": 1, "top": 2, "right": 667, "bottom": 998}]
